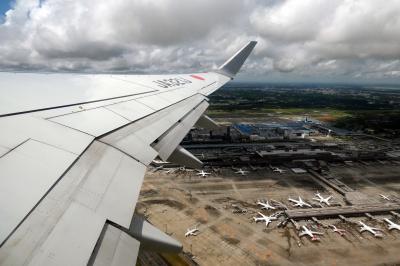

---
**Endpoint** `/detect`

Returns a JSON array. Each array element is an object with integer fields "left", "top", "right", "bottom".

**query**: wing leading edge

[{"left": 0, "top": 41, "right": 256, "bottom": 266}]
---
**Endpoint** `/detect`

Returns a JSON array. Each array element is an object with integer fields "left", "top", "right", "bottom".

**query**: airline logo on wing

[
  {"left": 153, "top": 77, "right": 191, "bottom": 88},
  {"left": 153, "top": 75, "right": 205, "bottom": 88}
]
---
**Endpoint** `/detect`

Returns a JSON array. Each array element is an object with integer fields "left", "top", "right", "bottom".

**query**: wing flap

[
  {"left": 95, "top": 154, "right": 146, "bottom": 228},
  {"left": 0, "top": 141, "right": 146, "bottom": 265},
  {"left": 90, "top": 224, "right": 140, "bottom": 266},
  {"left": 28, "top": 203, "right": 105, "bottom": 266},
  {"left": 0, "top": 139, "right": 77, "bottom": 244},
  {"left": 73, "top": 143, "right": 128, "bottom": 210}
]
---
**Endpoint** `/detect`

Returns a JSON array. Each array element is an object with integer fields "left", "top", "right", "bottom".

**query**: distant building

[
  {"left": 249, "top": 134, "right": 266, "bottom": 141},
  {"left": 234, "top": 121, "right": 315, "bottom": 140},
  {"left": 312, "top": 124, "right": 351, "bottom": 136},
  {"left": 291, "top": 168, "right": 307, "bottom": 174}
]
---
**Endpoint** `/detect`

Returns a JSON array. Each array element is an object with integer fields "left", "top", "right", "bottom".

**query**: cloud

[
  {"left": 0, "top": 0, "right": 252, "bottom": 72},
  {"left": 273, "top": 58, "right": 296, "bottom": 72},
  {"left": 250, "top": 0, "right": 400, "bottom": 79},
  {"left": 250, "top": 0, "right": 339, "bottom": 43},
  {"left": 0, "top": 0, "right": 400, "bottom": 82}
]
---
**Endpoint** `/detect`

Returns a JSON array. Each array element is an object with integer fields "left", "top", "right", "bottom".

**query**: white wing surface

[{"left": 0, "top": 41, "right": 256, "bottom": 265}]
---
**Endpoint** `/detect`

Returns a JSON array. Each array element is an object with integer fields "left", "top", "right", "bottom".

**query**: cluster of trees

[{"left": 209, "top": 86, "right": 398, "bottom": 111}]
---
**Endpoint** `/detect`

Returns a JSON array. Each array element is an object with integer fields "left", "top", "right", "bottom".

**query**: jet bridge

[{"left": 285, "top": 203, "right": 400, "bottom": 220}]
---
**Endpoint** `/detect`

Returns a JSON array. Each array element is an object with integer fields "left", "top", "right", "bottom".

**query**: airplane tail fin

[{"left": 217, "top": 41, "right": 257, "bottom": 78}]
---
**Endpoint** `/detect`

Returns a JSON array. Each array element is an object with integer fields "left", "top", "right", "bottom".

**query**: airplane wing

[{"left": 0, "top": 41, "right": 256, "bottom": 265}]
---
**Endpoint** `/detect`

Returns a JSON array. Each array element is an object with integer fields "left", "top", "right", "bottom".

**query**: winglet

[{"left": 217, "top": 41, "right": 257, "bottom": 78}]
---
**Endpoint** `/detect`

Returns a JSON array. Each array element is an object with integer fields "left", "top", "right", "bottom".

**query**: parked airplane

[
  {"left": 359, "top": 221, "right": 383, "bottom": 237},
  {"left": 257, "top": 200, "right": 276, "bottom": 210},
  {"left": 195, "top": 153, "right": 205, "bottom": 159},
  {"left": 329, "top": 225, "right": 346, "bottom": 236},
  {"left": 312, "top": 192, "right": 333, "bottom": 206},
  {"left": 185, "top": 226, "right": 199, "bottom": 237},
  {"left": 272, "top": 167, "right": 286, "bottom": 173},
  {"left": 289, "top": 196, "right": 312, "bottom": 208},
  {"left": 383, "top": 218, "right": 400, "bottom": 231},
  {"left": 253, "top": 212, "right": 277, "bottom": 227},
  {"left": 298, "top": 225, "right": 324, "bottom": 241},
  {"left": 165, "top": 167, "right": 192, "bottom": 174},
  {"left": 380, "top": 194, "right": 391, "bottom": 201},
  {"left": 235, "top": 168, "right": 249, "bottom": 176},
  {"left": 196, "top": 170, "right": 211, "bottom": 177},
  {"left": 164, "top": 168, "right": 178, "bottom": 174},
  {"left": 151, "top": 165, "right": 164, "bottom": 172},
  {"left": 269, "top": 165, "right": 285, "bottom": 173}
]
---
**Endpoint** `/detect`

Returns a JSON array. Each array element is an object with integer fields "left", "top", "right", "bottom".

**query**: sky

[
  {"left": 1, "top": 0, "right": 400, "bottom": 84},
  {"left": 0, "top": 2, "right": 10, "bottom": 13},
  {"left": 0, "top": 1, "right": 11, "bottom": 20}
]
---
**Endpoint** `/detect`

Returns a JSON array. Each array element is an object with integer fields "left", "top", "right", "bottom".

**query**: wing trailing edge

[{"left": 217, "top": 41, "right": 257, "bottom": 78}]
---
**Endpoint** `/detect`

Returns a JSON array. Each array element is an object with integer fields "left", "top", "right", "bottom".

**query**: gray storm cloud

[{"left": 1, "top": 0, "right": 400, "bottom": 81}]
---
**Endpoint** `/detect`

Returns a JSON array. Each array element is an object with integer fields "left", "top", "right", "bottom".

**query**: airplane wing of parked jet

[{"left": 0, "top": 41, "right": 257, "bottom": 266}]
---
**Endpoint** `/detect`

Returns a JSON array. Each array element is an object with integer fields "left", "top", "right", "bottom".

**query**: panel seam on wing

[
  {"left": 0, "top": 91, "right": 158, "bottom": 118},
  {"left": 46, "top": 118, "right": 98, "bottom": 137},
  {"left": 29, "top": 138, "right": 81, "bottom": 155},
  {"left": 103, "top": 106, "right": 134, "bottom": 122},
  {"left": 0, "top": 138, "right": 30, "bottom": 159},
  {"left": 97, "top": 140, "right": 149, "bottom": 167}
]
